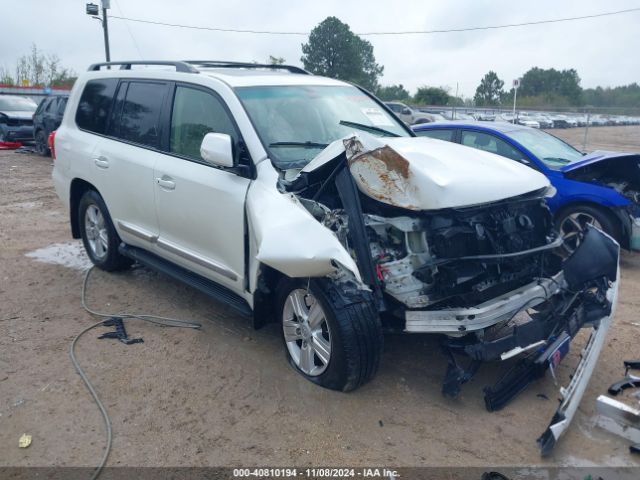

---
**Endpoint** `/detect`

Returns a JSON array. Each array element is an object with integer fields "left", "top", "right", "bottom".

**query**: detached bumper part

[{"left": 536, "top": 227, "right": 620, "bottom": 456}]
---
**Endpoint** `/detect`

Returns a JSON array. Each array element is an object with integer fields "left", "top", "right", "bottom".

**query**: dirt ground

[{"left": 1, "top": 126, "right": 640, "bottom": 470}]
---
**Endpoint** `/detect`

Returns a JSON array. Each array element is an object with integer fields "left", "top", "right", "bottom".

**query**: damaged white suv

[{"left": 53, "top": 61, "right": 619, "bottom": 455}]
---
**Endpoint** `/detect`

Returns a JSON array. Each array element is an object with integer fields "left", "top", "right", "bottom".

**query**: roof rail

[
  {"left": 88, "top": 61, "right": 199, "bottom": 73},
  {"left": 184, "top": 60, "right": 310, "bottom": 75}
]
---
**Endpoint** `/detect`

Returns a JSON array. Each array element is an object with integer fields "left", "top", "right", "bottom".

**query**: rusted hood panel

[{"left": 302, "top": 134, "right": 550, "bottom": 210}]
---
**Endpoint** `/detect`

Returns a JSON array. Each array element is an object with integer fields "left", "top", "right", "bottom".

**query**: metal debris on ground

[{"left": 98, "top": 317, "right": 144, "bottom": 345}]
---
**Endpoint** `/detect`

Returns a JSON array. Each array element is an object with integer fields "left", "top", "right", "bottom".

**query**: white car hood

[{"left": 301, "top": 134, "right": 550, "bottom": 210}]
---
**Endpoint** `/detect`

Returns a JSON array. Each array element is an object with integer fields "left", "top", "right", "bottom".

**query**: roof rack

[
  {"left": 88, "top": 61, "right": 199, "bottom": 73},
  {"left": 184, "top": 60, "right": 310, "bottom": 75}
]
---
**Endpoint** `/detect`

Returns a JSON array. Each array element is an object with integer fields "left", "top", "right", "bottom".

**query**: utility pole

[
  {"left": 102, "top": 0, "right": 111, "bottom": 62},
  {"left": 86, "top": 1, "right": 111, "bottom": 62},
  {"left": 512, "top": 78, "right": 520, "bottom": 124}
]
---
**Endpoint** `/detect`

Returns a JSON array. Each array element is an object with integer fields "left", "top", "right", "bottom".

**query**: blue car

[{"left": 413, "top": 121, "right": 640, "bottom": 251}]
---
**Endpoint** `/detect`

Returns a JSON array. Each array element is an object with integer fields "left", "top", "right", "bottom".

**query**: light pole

[
  {"left": 512, "top": 78, "right": 520, "bottom": 124},
  {"left": 86, "top": 1, "right": 111, "bottom": 62}
]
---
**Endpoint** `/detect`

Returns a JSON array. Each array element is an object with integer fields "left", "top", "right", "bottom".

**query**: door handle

[
  {"left": 94, "top": 157, "right": 109, "bottom": 169},
  {"left": 156, "top": 177, "right": 176, "bottom": 190}
]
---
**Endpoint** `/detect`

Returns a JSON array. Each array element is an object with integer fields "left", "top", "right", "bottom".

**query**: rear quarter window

[{"left": 75, "top": 78, "right": 118, "bottom": 134}]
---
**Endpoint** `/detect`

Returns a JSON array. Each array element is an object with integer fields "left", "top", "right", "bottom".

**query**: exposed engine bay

[
  {"left": 565, "top": 154, "right": 640, "bottom": 204},
  {"left": 280, "top": 134, "right": 620, "bottom": 455}
]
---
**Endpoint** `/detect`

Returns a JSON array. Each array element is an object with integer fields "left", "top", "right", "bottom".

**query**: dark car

[
  {"left": 0, "top": 95, "right": 38, "bottom": 144},
  {"left": 33, "top": 95, "right": 68, "bottom": 156},
  {"left": 413, "top": 121, "right": 640, "bottom": 252}
]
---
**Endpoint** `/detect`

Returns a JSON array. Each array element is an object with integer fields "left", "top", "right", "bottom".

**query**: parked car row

[
  {"left": 383, "top": 100, "right": 640, "bottom": 129},
  {"left": 0, "top": 94, "right": 68, "bottom": 154}
]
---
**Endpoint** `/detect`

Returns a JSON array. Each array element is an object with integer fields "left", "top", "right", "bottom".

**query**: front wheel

[
  {"left": 556, "top": 205, "right": 618, "bottom": 254},
  {"left": 78, "top": 190, "right": 132, "bottom": 271},
  {"left": 277, "top": 278, "right": 383, "bottom": 392}
]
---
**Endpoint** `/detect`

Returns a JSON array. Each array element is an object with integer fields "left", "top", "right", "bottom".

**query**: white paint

[{"left": 25, "top": 241, "right": 92, "bottom": 270}]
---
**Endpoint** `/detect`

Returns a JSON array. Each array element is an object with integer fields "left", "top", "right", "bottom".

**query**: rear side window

[
  {"left": 415, "top": 129, "right": 455, "bottom": 142},
  {"left": 461, "top": 130, "right": 522, "bottom": 161},
  {"left": 117, "top": 81, "right": 168, "bottom": 148},
  {"left": 76, "top": 79, "right": 118, "bottom": 134},
  {"left": 57, "top": 97, "right": 68, "bottom": 115},
  {"left": 170, "top": 85, "right": 237, "bottom": 161}
]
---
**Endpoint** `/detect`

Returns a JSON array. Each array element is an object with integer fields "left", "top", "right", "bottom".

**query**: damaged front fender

[{"left": 247, "top": 162, "right": 361, "bottom": 280}]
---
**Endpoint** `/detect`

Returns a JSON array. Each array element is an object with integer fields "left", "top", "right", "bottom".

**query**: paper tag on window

[{"left": 361, "top": 108, "right": 394, "bottom": 127}]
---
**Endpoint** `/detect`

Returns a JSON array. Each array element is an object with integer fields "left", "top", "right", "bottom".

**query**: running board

[{"left": 119, "top": 244, "right": 252, "bottom": 318}]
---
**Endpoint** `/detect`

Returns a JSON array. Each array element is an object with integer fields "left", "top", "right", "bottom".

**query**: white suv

[{"left": 53, "top": 61, "right": 618, "bottom": 454}]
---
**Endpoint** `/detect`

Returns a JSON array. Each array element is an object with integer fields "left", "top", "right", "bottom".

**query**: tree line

[{"left": 0, "top": 45, "right": 76, "bottom": 88}]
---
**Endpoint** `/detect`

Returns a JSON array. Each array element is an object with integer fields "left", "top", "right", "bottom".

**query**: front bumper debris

[{"left": 439, "top": 226, "right": 620, "bottom": 456}]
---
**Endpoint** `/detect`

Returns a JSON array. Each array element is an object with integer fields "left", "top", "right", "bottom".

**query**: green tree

[
  {"left": 301, "top": 16, "right": 384, "bottom": 91},
  {"left": 413, "top": 86, "right": 450, "bottom": 106},
  {"left": 519, "top": 67, "right": 582, "bottom": 105},
  {"left": 10, "top": 44, "right": 76, "bottom": 87},
  {"left": 376, "top": 84, "right": 410, "bottom": 101},
  {"left": 474, "top": 71, "right": 504, "bottom": 106}
]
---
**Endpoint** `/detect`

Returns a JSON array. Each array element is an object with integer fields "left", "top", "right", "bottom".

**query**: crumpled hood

[
  {"left": 560, "top": 150, "right": 640, "bottom": 173},
  {"left": 0, "top": 110, "right": 34, "bottom": 120},
  {"left": 301, "top": 134, "right": 550, "bottom": 210}
]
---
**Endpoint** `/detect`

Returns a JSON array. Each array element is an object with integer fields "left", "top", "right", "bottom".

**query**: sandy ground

[{"left": 1, "top": 126, "right": 640, "bottom": 470}]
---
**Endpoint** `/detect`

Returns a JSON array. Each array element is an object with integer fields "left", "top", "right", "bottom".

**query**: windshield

[
  {"left": 508, "top": 128, "right": 583, "bottom": 169},
  {"left": 0, "top": 96, "right": 37, "bottom": 112},
  {"left": 235, "top": 85, "right": 410, "bottom": 169}
]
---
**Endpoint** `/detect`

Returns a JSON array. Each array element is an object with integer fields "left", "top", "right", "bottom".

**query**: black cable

[
  {"left": 70, "top": 266, "right": 202, "bottom": 480},
  {"left": 107, "top": 7, "right": 640, "bottom": 36}
]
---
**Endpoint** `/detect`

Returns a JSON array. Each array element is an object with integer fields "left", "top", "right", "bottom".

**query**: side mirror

[
  {"left": 402, "top": 108, "right": 411, "bottom": 115},
  {"left": 200, "top": 132, "right": 234, "bottom": 168}
]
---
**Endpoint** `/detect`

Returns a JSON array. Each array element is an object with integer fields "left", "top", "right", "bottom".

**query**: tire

[
  {"left": 555, "top": 204, "right": 619, "bottom": 254},
  {"left": 277, "top": 278, "right": 383, "bottom": 392},
  {"left": 78, "top": 190, "right": 132, "bottom": 271},
  {"left": 35, "top": 130, "right": 50, "bottom": 156}
]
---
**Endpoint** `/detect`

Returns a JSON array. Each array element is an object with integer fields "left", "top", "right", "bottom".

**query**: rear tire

[
  {"left": 78, "top": 190, "right": 132, "bottom": 271},
  {"left": 277, "top": 278, "right": 383, "bottom": 392},
  {"left": 35, "top": 130, "right": 50, "bottom": 156}
]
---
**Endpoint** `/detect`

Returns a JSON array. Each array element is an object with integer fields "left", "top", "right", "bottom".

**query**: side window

[
  {"left": 415, "top": 129, "right": 455, "bottom": 142},
  {"left": 461, "top": 130, "right": 522, "bottom": 161},
  {"left": 57, "top": 97, "right": 68, "bottom": 115},
  {"left": 44, "top": 98, "right": 56, "bottom": 113},
  {"left": 34, "top": 99, "right": 48, "bottom": 115},
  {"left": 387, "top": 103, "right": 401, "bottom": 113},
  {"left": 118, "top": 81, "right": 168, "bottom": 148},
  {"left": 170, "top": 85, "right": 237, "bottom": 161},
  {"left": 76, "top": 78, "right": 118, "bottom": 134}
]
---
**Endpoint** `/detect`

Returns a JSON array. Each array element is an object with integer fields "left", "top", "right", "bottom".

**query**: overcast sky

[{"left": 1, "top": 0, "right": 639, "bottom": 97}]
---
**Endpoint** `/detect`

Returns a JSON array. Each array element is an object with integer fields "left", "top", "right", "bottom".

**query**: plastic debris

[{"left": 18, "top": 434, "right": 32, "bottom": 448}]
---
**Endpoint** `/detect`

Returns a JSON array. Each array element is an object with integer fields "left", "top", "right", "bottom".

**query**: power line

[
  {"left": 113, "top": 0, "right": 144, "bottom": 58},
  {"left": 107, "top": 7, "right": 640, "bottom": 36}
]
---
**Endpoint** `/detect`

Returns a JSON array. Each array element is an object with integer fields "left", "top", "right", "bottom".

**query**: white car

[
  {"left": 384, "top": 101, "right": 433, "bottom": 124},
  {"left": 52, "top": 60, "right": 619, "bottom": 455}
]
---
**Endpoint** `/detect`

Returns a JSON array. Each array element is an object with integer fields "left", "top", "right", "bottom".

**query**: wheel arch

[{"left": 69, "top": 178, "right": 100, "bottom": 239}]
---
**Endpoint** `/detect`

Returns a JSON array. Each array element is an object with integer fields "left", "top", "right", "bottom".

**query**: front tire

[
  {"left": 277, "top": 278, "right": 383, "bottom": 392},
  {"left": 78, "top": 190, "right": 132, "bottom": 271},
  {"left": 555, "top": 204, "right": 618, "bottom": 254}
]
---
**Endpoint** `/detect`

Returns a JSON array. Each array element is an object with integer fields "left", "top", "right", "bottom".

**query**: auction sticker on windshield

[{"left": 361, "top": 107, "right": 394, "bottom": 127}]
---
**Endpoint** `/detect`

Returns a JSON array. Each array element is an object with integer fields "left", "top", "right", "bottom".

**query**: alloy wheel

[
  {"left": 559, "top": 212, "right": 601, "bottom": 254},
  {"left": 282, "top": 289, "right": 332, "bottom": 376},
  {"left": 84, "top": 204, "right": 109, "bottom": 260}
]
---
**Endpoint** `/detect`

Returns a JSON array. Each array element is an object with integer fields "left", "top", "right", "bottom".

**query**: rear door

[
  {"left": 153, "top": 83, "right": 251, "bottom": 292},
  {"left": 92, "top": 79, "right": 171, "bottom": 249}
]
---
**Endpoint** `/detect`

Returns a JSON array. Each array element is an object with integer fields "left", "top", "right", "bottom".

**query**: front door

[{"left": 153, "top": 83, "right": 251, "bottom": 293}]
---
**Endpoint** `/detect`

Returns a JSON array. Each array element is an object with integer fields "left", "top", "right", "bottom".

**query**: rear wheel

[
  {"left": 35, "top": 130, "right": 50, "bottom": 156},
  {"left": 556, "top": 205, "right": 618, "bottom": 254},
  {"left": 78, "top": 190, "right": 132, "bottom": 271},
  {"left": 277, "top": 278, "right": 383, "bottom": 392}
]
